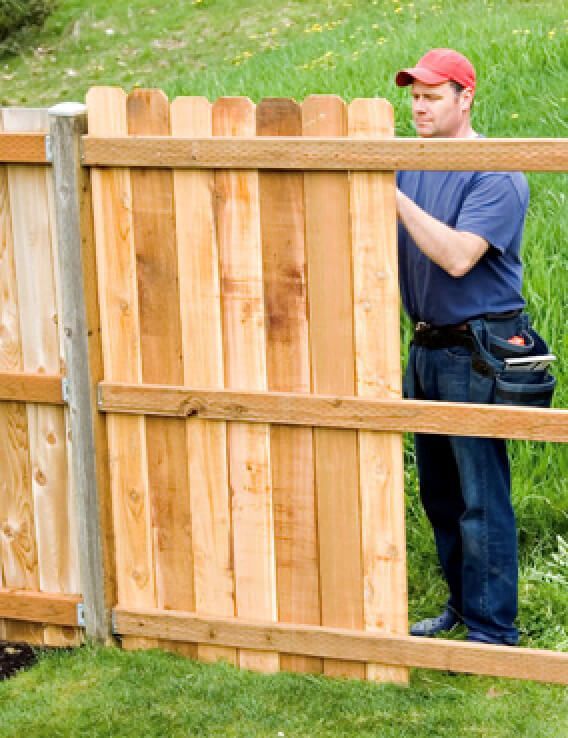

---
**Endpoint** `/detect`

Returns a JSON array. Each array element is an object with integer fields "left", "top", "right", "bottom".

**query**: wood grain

[
  {"left": 114, "top": 607, "right": 568, "bottom": 685},
  {"left": 82, "top": 136, "right": 568, "bottom": 172},
  {"left": 171, "top": 95, "right": 236, "bottom": 666},
  {"left": 98, "top": 384, "right": 568, "bottom": 444},
  {"left": 303, "top": 95, "right": 363, "bottom": 679},
  {"left": 214, "top": 97, "right": 278, "bottom": 673},
  {"left": 258, "top": 98, "right": 321, "bottom": 675},
  {"left": 348, "top": 98, "right": 408, "bottom": 684},
  {"left": 127, "top": 89, "right": 195, "bottom": 658}
]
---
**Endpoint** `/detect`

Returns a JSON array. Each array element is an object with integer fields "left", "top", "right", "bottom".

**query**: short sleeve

[{"left": 456, "top": 173, "right": 529, "bottom": 254}]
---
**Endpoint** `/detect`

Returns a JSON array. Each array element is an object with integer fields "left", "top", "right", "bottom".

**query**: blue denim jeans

[{"left": 405, "top": 331, "right": 519, "bottom": 644}]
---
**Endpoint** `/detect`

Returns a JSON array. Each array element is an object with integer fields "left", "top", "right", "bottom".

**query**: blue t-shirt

[{"left": 397, "top": 168, "right": 529, "bottom": 326}]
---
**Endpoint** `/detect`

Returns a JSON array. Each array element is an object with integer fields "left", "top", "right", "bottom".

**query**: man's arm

[{"left": 396, "top": 189, "right": 489, "bottom": 278}]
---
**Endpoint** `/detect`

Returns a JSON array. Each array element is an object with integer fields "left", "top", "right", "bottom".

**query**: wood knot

[{"left": 34, "top": 469, "right": 47, "bottom": 486}]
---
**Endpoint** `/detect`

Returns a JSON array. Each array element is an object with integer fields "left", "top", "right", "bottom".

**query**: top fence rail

[
  {"left": 81, "top": 136, "right": 568, "bottom": 171},
  {"left": 1, "top": 132, "right": 568, "bottom": 171}
]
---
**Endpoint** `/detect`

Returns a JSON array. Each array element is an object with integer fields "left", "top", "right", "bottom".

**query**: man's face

[{"left": 411, "top": 80, "right": 472, "bottom": 137}]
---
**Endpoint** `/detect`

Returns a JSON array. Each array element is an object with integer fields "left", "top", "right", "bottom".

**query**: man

[{"left": 395, "top": 49, "right": 531, "bottom": 645}]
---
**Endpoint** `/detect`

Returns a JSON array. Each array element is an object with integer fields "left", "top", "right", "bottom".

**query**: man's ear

[{"left": 461, "top": 87, "right": 474, "bottom": 112}]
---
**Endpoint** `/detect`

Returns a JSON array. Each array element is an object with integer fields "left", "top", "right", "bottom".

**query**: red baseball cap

[{"left": 395, "top": 48, "right": 476, "bottom": 91}]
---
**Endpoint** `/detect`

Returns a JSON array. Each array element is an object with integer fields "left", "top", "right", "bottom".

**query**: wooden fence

[{"left": 0, "top": 91, "right": 567, "bottom": 686}]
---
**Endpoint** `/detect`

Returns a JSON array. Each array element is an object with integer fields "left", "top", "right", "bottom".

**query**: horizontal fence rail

[
  {"left": 0, "top": 132, "right": 49, "bottom": 163},
  {"left": 98, "top": 383, "right": 568, "bottom": 444},
  {"left": 0, "top": 591, "right": 84, "bottom": 627},
  {"left": 0, "top": 372, "right": 64, "bottom": 404},
  {"left": 113, "top": 607, "right": 568, "bottom": 685},
  {"left": 81, "top": 136, "right": 568, "bottom": 171}
]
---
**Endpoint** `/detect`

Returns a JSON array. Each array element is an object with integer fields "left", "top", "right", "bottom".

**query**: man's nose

[{"left": 414, "top": 97, "right": 427, "bottom": 113}]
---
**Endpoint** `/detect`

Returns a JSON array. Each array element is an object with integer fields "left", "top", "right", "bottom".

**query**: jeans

[{"left": 405, "top": 322, "right": 521, "bottom": 644}]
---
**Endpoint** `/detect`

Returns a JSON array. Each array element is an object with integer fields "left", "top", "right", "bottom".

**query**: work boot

[{"left": 410, "top": 608, "right": 461, "bottom": 637}]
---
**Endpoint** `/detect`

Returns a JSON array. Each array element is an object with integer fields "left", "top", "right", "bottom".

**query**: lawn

[{"left": 0, "top": 0, "right": 566, "bottom": 735}]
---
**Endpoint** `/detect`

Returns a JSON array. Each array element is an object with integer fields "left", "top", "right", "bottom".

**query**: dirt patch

[{"left": 0, "top": 640, "right": 39, "bottom": 680}]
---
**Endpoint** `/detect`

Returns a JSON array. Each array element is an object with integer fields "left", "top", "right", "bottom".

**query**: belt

[
  {"left": 413, "top": 325, "right": 474, "bottom": 350},
  {"left": 412, "top": 309, "right": 522, "bottom": 350}
]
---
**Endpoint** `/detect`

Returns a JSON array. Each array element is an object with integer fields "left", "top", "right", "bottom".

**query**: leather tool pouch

[{"left": 468, "top": 314, "right": 556, "bottom": 408}]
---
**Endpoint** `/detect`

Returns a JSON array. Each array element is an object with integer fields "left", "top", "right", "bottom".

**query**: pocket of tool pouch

[{"left": 495, "top": 370, "right": 556, "bottom": 408}]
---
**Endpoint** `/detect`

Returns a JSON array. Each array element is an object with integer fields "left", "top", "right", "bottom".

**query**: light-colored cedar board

[
  {"left": 348, "top": 98, "right": 408, "bottom": 685},
  {"left": 0, "top": 133, "right": 48, "bottom": 164},
  {"left": 81, "top": 136, "right": 568, "bottom": 172},
  {"left": 0, "top": 372, "right": 63, "bottom": 404},
  {"left": 98, "top": 384, "right": 568, "bottom": 444},
  {"left": 86, "top": 87, "right": 157, "bottom": 652},
  {"left": 171, "top": 95, "right": 236, "bottom": 667},
  {"left": 257, "top": 98, "right": 321, "bottom": 675},
  {"left": 114, "top": 607, "right": 568, "bottom": 685},
  {"left": 0, "top": 158, "right": 39, "bottom": 643},
  {"left": 3, "top": 108, "right": 70, "bottom": 646},
  {"left": 127, "top": 89, "right": 195, "bottom": 658},
  {"left": 303, "top": 95, "right": 363, "bottom": 680},
  {"left": 214, "top": 97, "right": 278, "bottom": 674},
  {"left": 0, "top": 590, "right": 81, "bottom": 625}
]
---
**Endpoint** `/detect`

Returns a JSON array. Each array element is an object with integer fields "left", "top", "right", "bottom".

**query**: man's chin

[{"left": 414, "top": 122, "right": 435, "bottom": 137}]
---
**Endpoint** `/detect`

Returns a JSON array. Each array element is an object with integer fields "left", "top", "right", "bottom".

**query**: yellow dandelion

[{"left": 511, "top": 113, "right": 519, "bottom": 119}]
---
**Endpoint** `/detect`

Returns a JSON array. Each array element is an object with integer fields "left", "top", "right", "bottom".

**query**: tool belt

[{"left": 411, "top": 310, "right": 556, "bottom": 408}]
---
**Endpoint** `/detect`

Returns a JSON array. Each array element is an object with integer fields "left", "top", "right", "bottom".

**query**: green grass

[
  {"left": 0, "top": 644, "right": 567, "bottom": 738},
  {"left": 0, "top": 0, "right": 567, "bottom": 734}
]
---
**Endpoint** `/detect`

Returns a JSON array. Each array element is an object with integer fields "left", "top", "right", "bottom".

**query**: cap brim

[{"left": 395, "top": 66, "right": 450, "bottom": 87}]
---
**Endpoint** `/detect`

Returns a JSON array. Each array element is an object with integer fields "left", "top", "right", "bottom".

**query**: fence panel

[
  {"left": 87, "top": 88, "right": 407, "bottom": 683},
  {"left": 0, "top": 108, "right": 81, "bottom": 646}
]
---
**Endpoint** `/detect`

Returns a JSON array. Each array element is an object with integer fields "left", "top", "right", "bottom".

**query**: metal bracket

[
  {"left": 111, "top": 609, "right": 119, "bottom": 635},
  {"left": 45, "top": 134, "right": 53, "bottom": 162},
  {"left": 76, "top": 602, "right": 86, "bottom": 627},
  {"left": 62, "top": 377, "right": 70, "bottom": 404}
]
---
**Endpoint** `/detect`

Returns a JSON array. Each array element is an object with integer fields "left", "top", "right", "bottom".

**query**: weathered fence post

[{"left": 48, "top": 103, "right": 114, "bottom": 643}]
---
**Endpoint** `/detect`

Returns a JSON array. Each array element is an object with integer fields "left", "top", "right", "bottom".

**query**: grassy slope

[
  {"left": 0, "top": 0, "right": 566, "bottom": 734},
  {"left": 0, "top": 644, "right": 567, "bottom": 738}
]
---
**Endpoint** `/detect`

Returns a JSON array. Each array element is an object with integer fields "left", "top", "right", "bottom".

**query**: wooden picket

[{"left": 257, "top": 98, "right": 321, "bottom": 676}]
